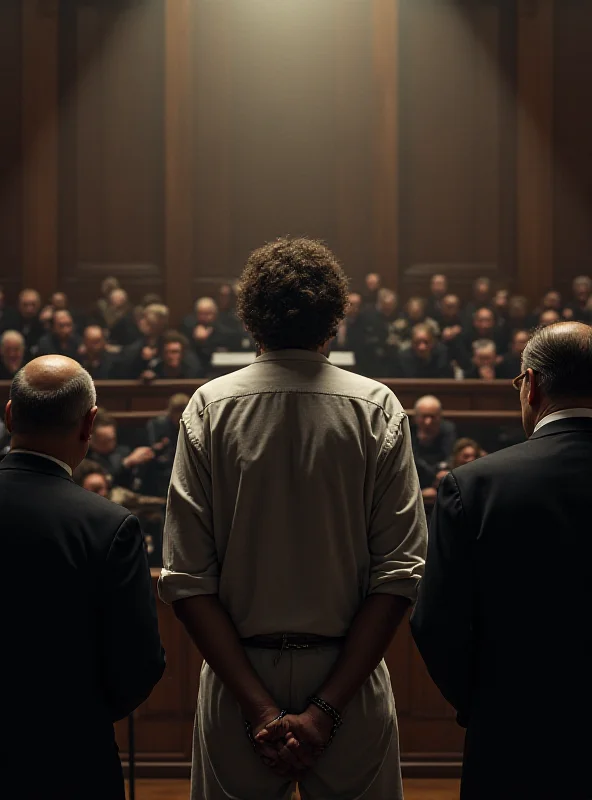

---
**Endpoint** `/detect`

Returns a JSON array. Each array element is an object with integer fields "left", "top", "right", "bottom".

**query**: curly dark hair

[{"left": 236, "top": 237, "right": 349, "bottom": 351}]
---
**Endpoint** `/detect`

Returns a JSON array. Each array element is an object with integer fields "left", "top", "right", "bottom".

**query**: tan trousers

[{"left": 191, "top": 646, "right": 403, "bottom": 800}]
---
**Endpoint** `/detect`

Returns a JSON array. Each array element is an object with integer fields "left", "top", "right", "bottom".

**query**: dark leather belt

[{"left": 240, "top": 633, "right": 346, "bottom": 650}]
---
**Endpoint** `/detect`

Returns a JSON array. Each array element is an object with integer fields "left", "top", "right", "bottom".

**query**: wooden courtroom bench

[{"left": 0, "top": 378, "right": 520, "bottom": 415}]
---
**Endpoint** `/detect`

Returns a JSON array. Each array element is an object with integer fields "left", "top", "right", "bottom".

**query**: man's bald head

[
  {"left": 8, "top": 356, "right": 96, "bottom": 436},
  {"left": 522, "top": 322, "right": 592, "bottom": 401}
]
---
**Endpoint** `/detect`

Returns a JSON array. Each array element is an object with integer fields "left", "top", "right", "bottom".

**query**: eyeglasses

[{"left": 512, "top": 371, "right": 527, "bottom": 391}]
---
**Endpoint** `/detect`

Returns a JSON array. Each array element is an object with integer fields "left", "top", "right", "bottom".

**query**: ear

[
  {"left": 5, "top": 400, "right": 12, "bottom": 434},
  {"left": 526, "top": 368, "right": 539, "bottom": 406},
  {"left": 81, "top": 406, "right": 98, "bottom": 442}
]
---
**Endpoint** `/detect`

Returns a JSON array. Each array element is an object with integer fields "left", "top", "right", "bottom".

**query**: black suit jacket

[
  {"left": 398, "top": 346, "right": 454, "bottom": 379},
  {"left": 411, "top": 418, "right": 592, "bottom": 800},
  {"left": 1, "top": 452, "right": 165, "bottom": 800},
  {"left": 36, "top": 332, "right": 82, "bottom": 361}
]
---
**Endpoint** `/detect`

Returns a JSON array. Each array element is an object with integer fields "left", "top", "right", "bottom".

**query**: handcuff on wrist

[
  {"left": 308, "top": 695, "right": 343, "bottom": 747},
  {"left": 244, "top": 710, "right": 288, "bottom": 750}
]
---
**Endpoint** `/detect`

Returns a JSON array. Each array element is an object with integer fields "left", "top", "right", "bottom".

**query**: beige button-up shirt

[{"left": 159, "top": 350, "right": 427, "bottom": 638}]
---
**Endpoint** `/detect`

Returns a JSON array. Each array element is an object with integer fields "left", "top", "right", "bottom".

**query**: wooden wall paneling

[
  {"left": 191, "top": 0, "right": 233, "bottom": 302},
  {"left": 552, "top": 0, "right": 592, "bottom": 293},
  {"left": 22, "top": 0, "right": 59, "bottom": 301},
  {"left": 165, "top": 0, "right": 195, "bottom": 325},
  {"left": 0, "top": 0, "right": 22, "bottom": 303},
  {"left": 334, "top": 2, "right": 374, "bottom": 291},
  {"left": 372, "top": 0, "right": 399, "bottom": 292},
  {"left": 229, "top": 1, "right": 337, "bottom": 273},
  {"left": 398, "top": 0, "right": 504, "bottom": 300},
  {"left": 516, "top": 0, "right": 554, "bottom": 301},
  {"left": 61, "top": 0, "right": 165, "bottom": 310}
]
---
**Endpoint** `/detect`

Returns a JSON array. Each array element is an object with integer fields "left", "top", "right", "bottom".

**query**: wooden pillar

[
  {"left": 22, "top": 0, "right": 59, "bottom": 299},
  {"left": 516, "top": 0, "right": 554, "bottom": 300},
  {"left": 372, "top": 0, "right": 399, "bottom": 292},
  {"left": 164, "top": 0, "right": 194, "bottom": 325}
]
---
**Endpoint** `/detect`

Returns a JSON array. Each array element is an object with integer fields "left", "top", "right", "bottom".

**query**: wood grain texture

[
  {"left": 0, "top": 0, "right": 22, "bottom": 302},
  {"left": 126, "top": 778, "right": 461, "bottom": 799},
  {"left": 516, "top": 0, "right": 554, "bottom": 300},
  {"left": 22, "top": 0, "right": 59, "bottom": 300},
  {"left": 165, "top": 0, "right": 195, "bottom": 323},
  {"left": 372, "top": 0, "right": 399, "bottom": 290}
]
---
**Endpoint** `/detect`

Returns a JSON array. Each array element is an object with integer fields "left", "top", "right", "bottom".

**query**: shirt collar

[
  {"left": 254, "top": 349, "right": 330, "bottom": 364},
  {"left": 10, "top": 449, "right": 73, "bottom": 477},
  {"left": 533, "top": 408, "right": 592, "bottom": 434}
]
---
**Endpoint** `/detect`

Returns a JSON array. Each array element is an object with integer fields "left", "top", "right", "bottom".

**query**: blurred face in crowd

[
  {"left": 494, "top": 290, "right": 509, "bottom": 314},
  {"left": 91, "top": 424, "right": 117, "bottom": 456},
  {"left": 508, "top": 297, "right": 528, "bottom": 323},
  {"left": 144, "top": 310, "right": 168, "bottom": 338},
  {"left": 83, "top": 326, "right": 106, "bottom": 359},
  {"left": 51, "top": 292, "right": 68, "bottom": 311},
  {"left": 218, "top": 284, "right": 234, "bottom": 312},
  {"left": 346, "top": 293, "right": 362, "bottom": 320},
  {"left": 543, "top": 290, "right": 562, "bottom": 311},
  {"left": 473, "top": 345, "right": 497, "bottom": 369},
  {"left": 82, "top": 472, "right": 110, "bottom": 498},
  {"left": 540, "top": 309, "right": 560, "bottom": 327},
  {"left": 473, "top": 279, "right": 491, "bottom": 305},
  {"left": 164, "top": 341, "right": 184, "bottom": 370},
  {"left": 415, "top": 398, "right": 442, "bottom": 438},
  {"left": 511, "top": 330, "right": 530, "bottom": 357},
  {"left": 573, "top": 278, "right": 592, "bottom": 304},
  {"left": 456, "top": 445, "right": 478, "bottom": 466},
  {"left": 430, "top": 274, "right": 448, "bottom": 298},
  {"left": 377, "top": 291, "right": 397, "bottom": 318},
  {"left": 440, "top": 294, "right": 460, "bottom": 322},
  {"left": 365, "top": 273, "right": 381, "bottom": 293},
  {"left": 474, "top": 308, "right": 495, "bottom": 337},
  {"left": 407, "top": 299, "right": 426, "bottom": 324},
  {"left": 412, "top": 328, "right": 435, "bottom": 361},
  {"left": 196, "top": 300, "right": 217, "bottom": 327},
  {"left": 19, "top": 290, "right": 41, "bottom": 320},
  {"left": 53, "top": 310, "right": 74, "bottom": 342},
  {"left": 1, "top": 335, "right": 25, "bottom": 368},
  {"left": 109, "top": 289, "right": 128, "bottom": 310}
]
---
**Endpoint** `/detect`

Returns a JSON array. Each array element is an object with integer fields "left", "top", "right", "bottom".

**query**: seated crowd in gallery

[{"left": 1, "top": 273, "right": 590, "bottom": 381}]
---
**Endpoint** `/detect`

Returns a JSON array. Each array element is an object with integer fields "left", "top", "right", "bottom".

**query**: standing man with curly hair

[{"left": 159, "top": 237, "right": 427, "bottom": 800}]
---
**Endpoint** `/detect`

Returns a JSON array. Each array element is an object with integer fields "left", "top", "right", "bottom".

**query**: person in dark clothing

[
  {"left": 411, "top": 322, "right": 592, "bottom": 800},
  {"left": 411, "top": 395, "right": 457, "bottom": 469},
  {"left": 531, "top": 289, "right": 565, "bottom": 325},
  {"left": 2, "top": 355, "right": 164, "bottom": 800},
  {"left": 464, "top": 339, "right": 500, "bottom": 380},
  {"left": 104, "top": 288, "right": 139, "bottom": 347},
  {"left": 181, "top": 297, "right": 238, "bottom": 373},
  {"left": 118, "top": 303, "right": 170, "bottom": 379},
  {"left": 333, "top": 292, "right": 367, "bottom": 357},
  {"left": 145, "top": 393, "right": 190, "bottom": 498},
  {"left": 49, "top": 291, "right": 87, "bottom": 334},
  {"left": 497, "top": 329, "right": 531, "bottom": 380},
  {"left": 563, "top": 275, "right": 592, "bottom": 324},
  {"left": 362, "top": 272, "right": 382, "bottom": 307},
  {"left": 461, "top": 307, "right": 508, "bottom": 367},
  {"left": 142, "top": 331, "right": 204, "bottom": 380},
  {"left": 507, "top": 295, "right": 532, "bottom": 334},
  {"left": 88, "top": 411, "right": 155, "bottom": 489},
  {"left": 36, "top": 310, "right": 82, "bottom": 361},
  {"left": 15, "top": 288, "right": 45, "bottom": 354},
  {"left": 0, "top": 285, "right": 19, "bottom": 334},
  {"left": 0, "top": 330, "right": 27, "bottom": 381},
  {"left": 79, "top": 325, "right": 118, "bottom": 380},
  {"left": 216, "top": 283, "right": 244, "bottom": 339},
  {"left": 359, "top": 288, "right": 401, "bottom": 376},
  {"left": 462, "top": 277, "right": 493, "bottom": 326},
  {"left": 425, "top": 273, "right": 448, "bottom": 322},
  {"left": 399, "top": 324, "right": 454, "bottom": 379}
]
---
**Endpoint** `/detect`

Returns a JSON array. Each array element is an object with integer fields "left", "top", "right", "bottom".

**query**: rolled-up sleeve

[
  {"left": 158, "top": 411, "right": 219, "bottom": 604},
  {"left": 368, "top": 412, "right": 427, "bottom": 602}
]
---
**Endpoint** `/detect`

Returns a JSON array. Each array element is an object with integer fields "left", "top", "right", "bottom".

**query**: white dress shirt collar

[
  {"left": 533, "top": 408, "right": 592, "bottom": 434},
  {"left": 10, "top": 449, "right": 73, "bottom": 477}
]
